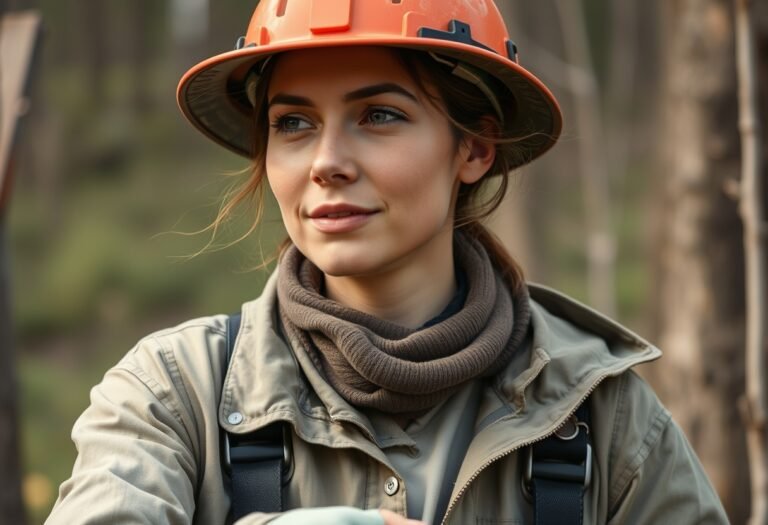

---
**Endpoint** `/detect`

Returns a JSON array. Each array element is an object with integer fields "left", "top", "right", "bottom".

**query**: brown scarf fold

[{"left": 277, "top": 232, "right": 530, "bottom": 414}]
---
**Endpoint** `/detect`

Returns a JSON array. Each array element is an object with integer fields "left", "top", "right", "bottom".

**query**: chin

[
  {"left": 313, "top": 256, "right": 379, "bottom": 278},
  {"left": 308, "top": 246, "right": 394, "bottom": 278},
  {"left": 295, "top": 238, "right": 374, "bottom": 275}
]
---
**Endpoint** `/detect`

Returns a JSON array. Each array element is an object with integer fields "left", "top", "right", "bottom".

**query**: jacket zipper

[{"left": 439, "top": 373, "right": 609, "bottom": 525}]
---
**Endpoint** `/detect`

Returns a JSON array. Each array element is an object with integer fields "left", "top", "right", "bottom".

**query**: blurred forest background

[{"left": 0, "top": 0, "right": 766, "bottom": 523}]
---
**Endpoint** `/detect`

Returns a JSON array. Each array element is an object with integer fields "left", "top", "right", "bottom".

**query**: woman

[{"left": 47, "top": 1, "right": 728, "bottom": 524}]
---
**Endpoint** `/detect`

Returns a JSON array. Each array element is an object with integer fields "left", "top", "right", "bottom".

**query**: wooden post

[
  {"left": 0, "top": 10, "right": 42, "bottom": 524},
  {"left": 734, "top": 0, "right": 768, "bottom": 523}
]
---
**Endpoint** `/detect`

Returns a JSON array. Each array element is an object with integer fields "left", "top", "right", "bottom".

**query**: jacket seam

[
  {"left": 116, "top": 361, "right": 186, "bottom": 428},
  {"left": 133, "top": 321, "right": 226, "bottom": 343},
  {"left": 608, "top": 402, "right": 671, "bottom": 516},
  {"left": 226, "top": 409, "right": 376, "bottom": 454},
  {"left": 150, "top": 335, "right": 205, "bottom": 495},
  {"left": 608, "top": 373, "right": 629, "bottom": 485},
  {"left": 150, "top": 336, "right": 196, "bottom": 424},
  {"left": 364, "top": 457, "right": 373, "bottom": 509},
  {"left": 221, "top": 323, "right": 241, "bottom": 416}
]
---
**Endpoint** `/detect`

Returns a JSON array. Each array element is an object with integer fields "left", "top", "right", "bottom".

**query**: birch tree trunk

[
  {"left": 735, "top": 0, "right": 767, "bottom": 522},
  {"left": 651, "top": 0, "right": 749, "bottom": 520}
]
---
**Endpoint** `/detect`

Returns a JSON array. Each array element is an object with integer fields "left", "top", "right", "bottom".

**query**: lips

[
  {"left": 322, "top": 211, "right": 358, "bottom": 218},
  {"left": 307, "top": 203, "right": 378, "bottom": 233}
]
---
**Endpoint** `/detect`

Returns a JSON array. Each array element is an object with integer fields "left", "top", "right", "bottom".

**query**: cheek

[
  {"left": 266, "top": 151, "right": 303, "bottom": 215},
  {"left": 384, "top": 140, "right": 458, "bottom": 212}
]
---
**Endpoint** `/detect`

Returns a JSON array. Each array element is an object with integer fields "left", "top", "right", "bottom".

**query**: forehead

[{"left": 267, "top": 46, "right": 419, "bottom": 95}]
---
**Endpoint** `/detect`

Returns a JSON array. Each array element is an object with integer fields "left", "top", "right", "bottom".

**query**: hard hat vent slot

[
  {"left": 391, "top": 0, "right": 402, "bottom": 3},
  {"left": 277, "top": 0, "right": 288, "bottom": 17},
  {"left": 506, "top": 40, "right": 519, "bottom": 62},
  {"left": 418, "top": 20, "right": 494, "bottom": 54}
]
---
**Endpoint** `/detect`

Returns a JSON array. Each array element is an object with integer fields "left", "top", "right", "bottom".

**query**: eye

[
  {"left": 271, "top": 114, "right": 313, "bottom": 134},
  {"left": 363, "top": 107, "right": 406, "bottom": 126}
]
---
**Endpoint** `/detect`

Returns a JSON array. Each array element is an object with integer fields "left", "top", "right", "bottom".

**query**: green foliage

[{"left": 10, "top": 15, "right": 284, "bottom": 516}]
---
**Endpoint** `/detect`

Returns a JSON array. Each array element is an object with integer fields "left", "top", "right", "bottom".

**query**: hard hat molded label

[{"left": 310, "top": 0, "right": 352, "bottom": 34}]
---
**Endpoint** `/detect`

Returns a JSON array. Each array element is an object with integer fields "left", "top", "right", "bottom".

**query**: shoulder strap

[
  {"left": 224, "top": 313, "right": 590, "bottom": 522},
  {"left": 226, "top": 313, "right": 241, "bottom": 366},
  {"left": 526, "top": 402, "right": 592, "bottom": 525},
  {"left": 223, "top": 313, "right": 286, "bottom": 520}
]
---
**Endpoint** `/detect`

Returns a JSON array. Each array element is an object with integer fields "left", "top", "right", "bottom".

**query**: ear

[{"left": 457, "top": 120, "right": 497, "bottom": 185}]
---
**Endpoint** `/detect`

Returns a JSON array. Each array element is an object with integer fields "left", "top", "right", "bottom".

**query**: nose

[{"left": 309, "top": 126, "right": 358, "bottom": 186}]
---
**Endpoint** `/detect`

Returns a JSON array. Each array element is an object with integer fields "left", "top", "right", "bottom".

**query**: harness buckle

[
  {"left": 522, "top": 416, "right": 592, "bottom": 502},
  {"left": 222, "top": 423, "right": 293, "bottom": 481}
]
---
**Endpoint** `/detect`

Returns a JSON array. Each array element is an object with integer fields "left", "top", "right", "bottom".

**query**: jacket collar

[
  {"left": 453, "top": 284, "right": 661, "bottom": 506},
  {"left": 220, "top": 273, "right": 661, "bottom": 447},
  {"left": 497, "top": 283, "right": 660, "bottom": 414}
]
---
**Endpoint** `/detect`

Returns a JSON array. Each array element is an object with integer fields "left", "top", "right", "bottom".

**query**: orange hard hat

[{"left": 176, "top": 0, "right": 562, "bottom": 168}]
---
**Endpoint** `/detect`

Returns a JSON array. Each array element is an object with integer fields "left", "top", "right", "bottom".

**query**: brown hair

[{"left": 207, "top": 48, "right": 528, "bottom": 292}]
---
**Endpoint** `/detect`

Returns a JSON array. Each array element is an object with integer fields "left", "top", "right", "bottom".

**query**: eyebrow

[
  {"left": 268, "top": 83, "right": 418, "bottom": 108},
  {"left": 344, "top": 83, "right": 418, "bottom": 103}
]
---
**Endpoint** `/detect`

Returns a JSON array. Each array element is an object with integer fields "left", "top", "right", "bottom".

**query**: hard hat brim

[{"left": 176, "top": 36, "right": 562, "bottom": 168}]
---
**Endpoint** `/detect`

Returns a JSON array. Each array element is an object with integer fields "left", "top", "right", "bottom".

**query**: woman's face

[{"left": 265, "top": 46, "right": 483, "bottom": 279}]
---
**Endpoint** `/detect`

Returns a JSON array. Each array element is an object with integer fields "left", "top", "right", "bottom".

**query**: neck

[{"left": 324, "top": 236, "right": 456, "bottom": 329}]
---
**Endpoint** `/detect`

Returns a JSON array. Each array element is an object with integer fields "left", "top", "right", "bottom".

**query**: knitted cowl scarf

[{"left": 277, "top": 232, "right": 531, "bottom": 414}]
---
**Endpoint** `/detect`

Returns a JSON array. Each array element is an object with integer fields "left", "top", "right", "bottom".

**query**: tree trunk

[
  {"left": 554, "top": 0, "right": 617, "bottom": 317},
  {"left": 171, "top": 0, "right": 209, "bottom": 65},
  {"left": 0, "top": 222, "right": 25, "bottom": 524},
  {"left": 489, "top": 1, "right": 536, "bottom": 275},
  {"left": 492, "top": 0, "right": 571, "bottom": 284},
  {"left": 129, "top": 0, "right": 153, "bottom": 114},
  {"left": 1, "top": 9, "right": 42, "bottom": 523},
  {"left": 735, "top": 0, "right": 768, "bottom": 522},
  {"left": 82, "top": 0, "right": 107, "bottom": 108},
  {"left": 650, "top": 0, "right": 749, "bottom": 521}
]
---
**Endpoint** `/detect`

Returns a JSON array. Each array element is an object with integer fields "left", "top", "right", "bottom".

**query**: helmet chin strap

[
  {"left": 428, "top": 52, "right": 505, "bottom": 124},
  {"left": 245, "top": 56, "right": 274, "bottom": 107}
]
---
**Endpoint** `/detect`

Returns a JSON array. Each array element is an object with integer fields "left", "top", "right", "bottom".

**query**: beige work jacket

[{"left": 46, "top": 272, "right": 728, "bottom": 524}]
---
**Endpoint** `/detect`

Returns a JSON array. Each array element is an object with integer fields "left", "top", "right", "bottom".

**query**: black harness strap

[
  {"left": 527, "top": 403, "right": 592, "bottom": 525},
  {"left": 223, "top": 313, "right": 591, "bottom": 524},
  {"left": 224, "top": 313, "right": 285, "bottom": 521}
]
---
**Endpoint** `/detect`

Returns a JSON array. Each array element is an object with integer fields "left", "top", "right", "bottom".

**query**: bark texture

[{"left": 651, "top": 0, "right": 749, "bottom": 521}]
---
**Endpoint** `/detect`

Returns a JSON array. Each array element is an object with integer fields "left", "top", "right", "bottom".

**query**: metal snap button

[
  {"left": 384, "top": 476, "right": 400, "bottom": 496},
  {"left": 227, "top": 411, "right": 244, "bottom": 425}
]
